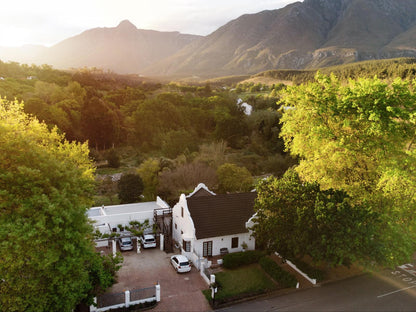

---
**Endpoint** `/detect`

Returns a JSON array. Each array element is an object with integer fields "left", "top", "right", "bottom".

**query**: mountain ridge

[
  {"left": 143, "top": 0, "right": 416, "bottom": 76},
  {"left": 0, "top": 20, "right": 201, "bottom": 74},
  {"left": 2, "top": 0, "right": 416, "bottom": 77}
]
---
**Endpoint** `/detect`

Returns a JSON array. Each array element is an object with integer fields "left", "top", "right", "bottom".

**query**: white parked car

[
  {"left": 118, "top": 237, "right": 133, "bottom": 251},
  {"left": 170, "top": 255, "right": 191, "bottom": 273},
  {"left": 140, "top": 234, "right": 156, "bottom": 248}
]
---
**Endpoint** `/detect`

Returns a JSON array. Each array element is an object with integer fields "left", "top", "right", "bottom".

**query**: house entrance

[{"left": 203, "top": 241, "right": 212, "bottom": 257}]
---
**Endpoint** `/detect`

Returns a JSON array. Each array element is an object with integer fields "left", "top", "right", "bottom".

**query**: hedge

[
  {"left": 222, "top": 250, "right": 266, "bottom": 269},
  {"left": 259, "top": 257, "right": 297, "bottom": 288}
]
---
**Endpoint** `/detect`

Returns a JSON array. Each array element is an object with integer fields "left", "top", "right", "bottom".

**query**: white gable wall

[{"left": 172, "top": 194, "right": 196, "bottom": 250}]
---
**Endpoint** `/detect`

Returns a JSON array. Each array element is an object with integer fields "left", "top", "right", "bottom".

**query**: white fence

[
  {"left": 90, "top": 284, "right": 160, "bottom": 312},
  {"left": 275, "top": 252, "right": 317, "bottom": 285}
]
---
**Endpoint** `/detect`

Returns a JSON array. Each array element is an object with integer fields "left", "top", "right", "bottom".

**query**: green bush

[
  {"left": 222, "top": 251, "right": 266, "bottom": 269},
  {"left": 259, "top": 257, "right": 297, "bottom": 288},
  {"left": 106, "top": 148, "right": 121, "bottom": 168}
]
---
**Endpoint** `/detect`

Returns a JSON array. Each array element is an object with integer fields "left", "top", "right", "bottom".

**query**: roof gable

[
  {"left": 187, "top": 192, "right": 256, "bottom": 240},
  {"left": 187, "top": 183, "right": 216, "bottom": 198}
]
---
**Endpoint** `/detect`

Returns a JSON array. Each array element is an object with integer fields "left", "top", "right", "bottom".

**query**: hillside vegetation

[{"left": 1, "top": 58, "right": 415, "bottom": 205}]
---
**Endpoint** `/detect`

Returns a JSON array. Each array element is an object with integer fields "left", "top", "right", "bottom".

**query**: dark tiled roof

[{"left": 187, "top": 192, "right": 256, "bottom": 240}]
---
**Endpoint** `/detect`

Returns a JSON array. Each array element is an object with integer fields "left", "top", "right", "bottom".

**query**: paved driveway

[{"left": 108, "top": 247, "right": 212, "bottom": 311}]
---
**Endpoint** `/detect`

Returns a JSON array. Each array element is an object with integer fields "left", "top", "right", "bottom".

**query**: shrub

[
  {"left": 222, "top": 251, "right": 266, "bottom": 269},
  {"left": 259, "top": 257, "right": 297, "bottom": 288},
  {"left": 106, "top": 148, "right": 121, "bottom": 168}
]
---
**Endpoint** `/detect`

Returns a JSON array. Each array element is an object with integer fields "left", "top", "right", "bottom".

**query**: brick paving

[{"left": 107, "top": 248, "right": 212, "bottom": 311}]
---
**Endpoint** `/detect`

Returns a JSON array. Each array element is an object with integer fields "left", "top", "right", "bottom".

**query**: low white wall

[
  {"left": 91, "top": 211, "right": 154, "bottom": 230},
  {"left": 275, "top": 252, "right": 317, "bottom": 285},
  {"left": 95, "top": 240, "right": 109, "bottom": 248},
  {"left": 90, "top": 285, "right": 160, "bottom": 312}
]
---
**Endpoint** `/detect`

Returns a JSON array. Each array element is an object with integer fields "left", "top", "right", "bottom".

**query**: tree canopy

[
  {"left": 280, "top": 74, "right": 416, "bottom": 197},
  {"left": 0, "top": 98, "right": 118, "bottom": 311},
  {"left": 217, "top": 163, "right": 253, "bottom": 193},
  {"left": 253, "top": 171, "right": 380, "bottom": 266},
  {"left": 273, "top": 74, "right": 416, "bottom": 266},
  {"left": 118, "top": 173, "right": 144, "bottom": 203}
]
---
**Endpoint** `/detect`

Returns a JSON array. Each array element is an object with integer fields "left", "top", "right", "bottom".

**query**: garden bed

[{"left": 203, "top": 264, "right": 278, "bottom": 307}]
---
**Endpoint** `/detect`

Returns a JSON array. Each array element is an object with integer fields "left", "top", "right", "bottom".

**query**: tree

[
  {"left": 117, "top": 173, "right": 144, "bottom": 204},
  {"left": 96, "top": 176, "right": 118, "bottom": 205},
  {"left": 137, "top": 158, "right": 161, "bottom": 201},
  {"left": 158, "top": 162, "right": 218, "bottom": 202},
  {"left": 81, "top": 96, "right": 121, "bottom": 150},
  {"left": 160, "top": 129, "right": 199, "bottom": 159},
  {"left": 253, "top": 171, "right": 380, "bottom": 266},
  {"left": 212, "top": 95, "right": 248, "bottom": 148},
  {"left": 280, "top": 74, "right": 416, "bottom": 196},
  {"left": 194, "top": 141, "right": 228, "bottom": 168},
  {"left": 106, "top": 148, "right": 121, "bottom": 168},
  {"left": 216, "top": 163, "right": 253, "bottom": 193},
  {"left": 278, "top": 74, "right": 416, "bottom": 266},
  {"left": 0, "top": 99, "right": 119, "bottom": 311}
]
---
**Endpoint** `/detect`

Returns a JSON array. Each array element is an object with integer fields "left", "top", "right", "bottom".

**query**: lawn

[{"left": 213, "top": 264, "right": 277, "bottom": 301}]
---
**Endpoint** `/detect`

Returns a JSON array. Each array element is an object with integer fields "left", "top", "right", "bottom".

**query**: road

[{"left": 216, "top": 264, "right": 416, "bottom": 311}]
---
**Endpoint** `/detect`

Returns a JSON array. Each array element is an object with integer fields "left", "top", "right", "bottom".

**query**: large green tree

[
  {"left": 217, "top": 163, "right": 253, "bottom": 193},
  {"left": 118, "top": 173, "right": 144, "bottom": 204},
  {"left": 277, "top": 74, "right": 416, "bottom": 266},
  {"left": 280, "top": 74, "right": 416, "bottom": 196},
  {"left": 253, "top": 171, "right": 379, "bottom": 266},
  {"left": 0, "top": 99, "right": 118, "bottom": 311}
]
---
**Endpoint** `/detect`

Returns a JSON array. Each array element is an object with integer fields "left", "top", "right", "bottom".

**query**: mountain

[
  {"left": 144, "top": 0, "right": 416, "bottom": 76},
  {"left": 3, "top": 0, "right": 416, "bottom": 77},
  {"left": 0, "top": 20, "right": 201, "bottom": 74}
]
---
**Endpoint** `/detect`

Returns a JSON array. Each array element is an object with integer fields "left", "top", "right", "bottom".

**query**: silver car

[{"left": 118, "top": 237, "right": 133, "bottom": 251}]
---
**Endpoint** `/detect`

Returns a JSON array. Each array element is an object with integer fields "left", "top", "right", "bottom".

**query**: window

[
  {"left": 181, "top": 207, "right": 184, "bottom": 217},
  {"left": 183, "top": 240, "right": 191, "bottom": 252},
  {"left": 175, "top": 223, "right": 177, "bottom": 229},
  {"left": 231, "top": 237, "right": 239, "bottom": 249},
  {"left": 203, "top": 241, "right": 213, "bottom": 257}
]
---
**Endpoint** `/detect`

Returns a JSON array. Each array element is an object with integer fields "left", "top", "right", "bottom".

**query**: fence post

[
  {"left": 90, "top": 297, "right": 97, "bottom": 312},
  {"left": 155, "top": 283, "right": 161, "bottom": 302},
  {"left": 112, "top": 239, "right": 117, "bottom": 257},
  {"left": 200, "top": 261, "right": 205, "bottom": 277},
  {"left": 125, "top": 290, "right": 130, "bottom": 308},
  {"left": 160, "top": 233, "right": 164, "bottom": 251}
]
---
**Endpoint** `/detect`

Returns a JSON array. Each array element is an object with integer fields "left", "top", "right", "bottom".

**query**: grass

[{"left": 213, "top": 264, "right": 277, "bottom": 301}]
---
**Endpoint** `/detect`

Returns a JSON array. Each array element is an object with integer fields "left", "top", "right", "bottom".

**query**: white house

[
  {"left": 88, "top": 196, "right": 169, "bottom": 235},
  {"left": 172, "top": 183, "right": 257, "bottom": 269}
]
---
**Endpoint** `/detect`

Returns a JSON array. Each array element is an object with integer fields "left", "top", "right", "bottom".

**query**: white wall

[
  {"left": 172, "top": 194, "right": 196, "bottom": 245},
  {"left": 91, "top": 211, "right": 154, "bottom": 231},
  {"left": 194, "top": 232, "right": 255, "bottom": 257}
]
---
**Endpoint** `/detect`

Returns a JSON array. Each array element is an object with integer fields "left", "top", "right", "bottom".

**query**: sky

[{"left": 1, "top": 0, "right": 294, "bottom": 47}]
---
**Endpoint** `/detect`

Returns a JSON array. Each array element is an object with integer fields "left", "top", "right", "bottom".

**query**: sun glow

[{"left": 0, "top": 0, "right": 292, "bottom": 47}]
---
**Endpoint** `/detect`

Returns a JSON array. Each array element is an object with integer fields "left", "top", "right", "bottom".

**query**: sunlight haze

[{"left": 1, "top": 0, "right": 293, "bottom": 47}]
